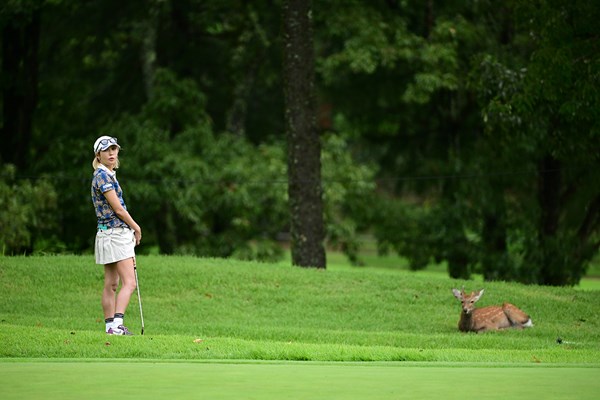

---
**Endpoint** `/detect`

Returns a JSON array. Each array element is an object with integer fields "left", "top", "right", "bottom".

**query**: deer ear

[
  {"left": 473, "top": 289, "right": 484, "bottom": 301},
  {"left": 452, "top": 288, "right": 462, "bottom": 299}
]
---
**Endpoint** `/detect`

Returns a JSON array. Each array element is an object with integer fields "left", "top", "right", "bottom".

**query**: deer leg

[{"left": 502, "top": 303, "right": 532, "bottom": 327}]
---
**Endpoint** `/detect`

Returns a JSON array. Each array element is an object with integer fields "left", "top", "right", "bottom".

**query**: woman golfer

[{"left": 91, "top": 136, "right": 142, "bottom": 335}]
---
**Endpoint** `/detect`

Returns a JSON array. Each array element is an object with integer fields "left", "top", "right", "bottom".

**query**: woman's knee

[
  {"left": 116, "top": 259, "right": 136, "bottom": 291},
  {"left": 122, "top": 279, "right": 137, "bottom": 293},
  {"left": 104, "top": 263, "right": 119, "bottom": 292},
  {"left": 104, "top": 280, "right": 119, "bottom": 292}
]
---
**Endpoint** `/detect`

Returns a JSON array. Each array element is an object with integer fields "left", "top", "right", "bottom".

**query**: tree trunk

[
  {"left": 1, "top": 11, "right": 40, "bottom": 169},
  {"left": 282, "top": 0, "right": 326, "bottom": 268},
  {"left": 539, "top": 155, "right": 561, "bottom": 238},
  {"left": 537, "top": 154, "right": 565, "bottom": 285},
  {"left": 140, "top": 1, "right": 159, "bottom": 101},
  {"left": 423, "top": 0, "right": 434, "bottom": 39},
  {"left": 156, "top": 201, "right": 177, "bottom": 255},
  {"left": 499, "top": 5, "right": 514, "bottom": 45},
  {"left": 479, "top": 178, "right": 511, "bottom": 281},
  {"left": 226, "top": 56, "right": 261, "bottom": 137},
  {"left": 481, "top": 211, "right": 510, "bottom": 281}
]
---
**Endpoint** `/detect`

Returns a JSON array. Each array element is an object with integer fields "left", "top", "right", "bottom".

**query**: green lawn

[
  {"left": 1, "top": 360, "right": 598, "bottom": 400},
  {"left": 1, "top": 255, "right": 599, "bottom": 362},
  {"left": 1, "top": 255, "right": 599, "bottom": 398}
]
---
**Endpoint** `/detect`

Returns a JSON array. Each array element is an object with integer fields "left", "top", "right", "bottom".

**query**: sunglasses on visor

[{"left": 95, "top": 137, "right": 119, "bottom": 153}]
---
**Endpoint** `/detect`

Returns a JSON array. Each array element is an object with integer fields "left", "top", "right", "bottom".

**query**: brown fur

[{"left": 452, "top": 288, "right": 533, "bottom": 333}]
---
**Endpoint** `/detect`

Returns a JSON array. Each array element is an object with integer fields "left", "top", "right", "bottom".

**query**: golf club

[{"left": 133, "top": 257, "right": 145, "bottom": 335}]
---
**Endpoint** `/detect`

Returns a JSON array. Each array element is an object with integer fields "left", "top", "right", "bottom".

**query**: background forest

[{"left": 1, "top": 0, "right": 598, "bottom": 286}]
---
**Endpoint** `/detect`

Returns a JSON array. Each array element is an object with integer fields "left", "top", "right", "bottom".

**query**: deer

[{"left": 451, "top": 287, "right": 533, "bottom": 333}]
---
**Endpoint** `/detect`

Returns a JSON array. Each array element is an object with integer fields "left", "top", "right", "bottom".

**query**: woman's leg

[
  {"left": 102, "top": 263, "right": 119, "bottom": 319},
  {"left": 114, "top": 257, "right": 137, "bottom": 315}
]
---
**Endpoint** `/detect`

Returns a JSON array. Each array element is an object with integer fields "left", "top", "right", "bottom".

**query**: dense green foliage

[
  {"left": 0, "top": 165, "right": 58, "bottom": 253},
  {"left": 0, "top": 1, "right": 598, "bottom": 284}
]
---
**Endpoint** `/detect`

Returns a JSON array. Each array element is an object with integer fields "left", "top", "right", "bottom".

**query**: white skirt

[{"left": 95, "top": 227, "right": 136, "bottom": 265}]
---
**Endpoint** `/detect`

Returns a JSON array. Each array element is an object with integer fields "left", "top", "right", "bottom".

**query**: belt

[{"left": 98, "top": 225, "right": 130, "bottom": 231}]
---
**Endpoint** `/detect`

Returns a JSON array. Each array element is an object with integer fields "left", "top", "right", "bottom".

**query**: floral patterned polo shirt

[{"left": 91, "top": 164, "right": 129, "bottom": 229}]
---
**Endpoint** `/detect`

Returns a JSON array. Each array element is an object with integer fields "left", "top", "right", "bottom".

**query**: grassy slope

[{"left": 0, "top": 255, "right": 599, "bottom": 363}]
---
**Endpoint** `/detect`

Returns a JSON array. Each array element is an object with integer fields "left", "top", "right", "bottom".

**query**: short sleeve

[
  {"left": 94, "top": 170, "right": 116, "bottom": 193},
  {"left": 100, "top": 181, "right": 115, "bottom": 193}
]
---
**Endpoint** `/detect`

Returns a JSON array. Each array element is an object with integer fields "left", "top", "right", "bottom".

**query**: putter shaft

[{"left": 133, "top": 258, "right": 145, "bottom": 335}]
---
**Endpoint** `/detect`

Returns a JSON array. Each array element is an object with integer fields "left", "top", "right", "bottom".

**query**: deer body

[{"left": 452, "top": 288, "right": 533, "bottom": 333}]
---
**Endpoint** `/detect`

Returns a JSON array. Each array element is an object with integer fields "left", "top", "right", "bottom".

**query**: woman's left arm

[{"left": 104, "top": 189, "right": 142, "bottom": 245}]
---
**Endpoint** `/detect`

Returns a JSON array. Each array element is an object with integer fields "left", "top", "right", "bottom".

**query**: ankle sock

[
  {"left": 113, "top": 313, "right": 124, "bottom": 327},
  {"left": 105, "top": 317, "right": 114, "bottom": 332}
]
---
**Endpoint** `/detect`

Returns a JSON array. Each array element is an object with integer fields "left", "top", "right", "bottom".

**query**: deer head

[{"left": 452, "top": 287, "right": 484, "bottom": 315}]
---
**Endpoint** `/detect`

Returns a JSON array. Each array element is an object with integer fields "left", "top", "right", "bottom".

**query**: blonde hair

[{"left": 92, "top": 154, "right": 120, "bottom": 170}]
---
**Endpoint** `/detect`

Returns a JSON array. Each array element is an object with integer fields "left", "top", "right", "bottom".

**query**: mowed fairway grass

[
  {"left": 1, "top": 255, "right": 599, "bottom": 399},
  {"left": 2, "top": 361, "right": 599, "bottom": 400}
]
